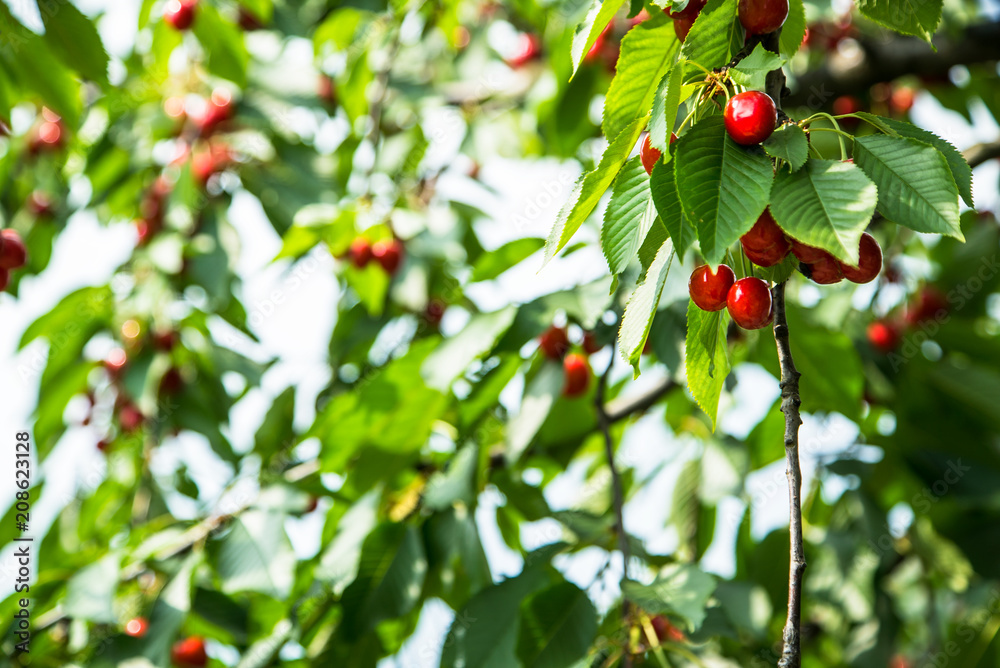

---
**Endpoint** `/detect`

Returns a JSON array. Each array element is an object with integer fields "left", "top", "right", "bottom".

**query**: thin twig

[{"left": 964, "top": 140, "right": 1000, "bottom": 169}]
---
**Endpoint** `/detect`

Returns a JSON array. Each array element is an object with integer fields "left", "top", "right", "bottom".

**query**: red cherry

[
  {"left": 723, "top": 91, "right": 776, "bottom": 145},
  {"left": 743, "top": 239, "right": 789, "bottom": 267},
  {"left": 0, "top": 229, "right": 27, "bottom": 270},
  {"left": 199, "top": 91, "right": 234, "bottom": 135},
  {"left": 539, "top": 325, "right": 570, "bottom": 360},
  {"left": 0, "top": 268, "right": 9, "bottom": 291},
  {"left": 585, "top": 24, "right": 612, "bottom": 64},
  {"left": 372, "top": 238, "right": 404, "bottom": 274},
  {"left": 905, "top": 286, "right": 948, "bottom": 326},
  {"left": 425, "top": 299, "right": 446, "bottom": 326},
  {"left": 674, "top": 15, "right": 696, "bottom": 41},
  {"left": 838, "top": 232, "right": 882, "bottom": 284},
  {"left": 563, "top": 353, "right": 591, "bottom": 397},
  {"left": 506, "top": 33, "right": 542, "bottom": 68},
  {"left": 164, "top": 0, "right": 197, "bottom": 31},
  {"left": 350, "top": 238, "right": 372, "bottom": 268},
  {"left": 889, "top": 655, "right": 913, "bottom": 668},
  {"left": 582, "top": 332, "right": 602, "bottom": 355},
  {"left": 867, "top": 320, "right": 901, "bottom": 352},
  {"left": 738, "top": 0, "right": 788, "bottom": 35},
  {"left": 832, "top": 95, "right": 863, "bottom": 116},
  {"left": 640, "top": 134, "right": 662, "bottom": 176},
  {"left": 119, "top": 403, "right": 144, "bottom": 433},
  {"left": 740, "top": 209, "right": 785, "bottom": 252},
  {"left": 651, "top": 615, "right": 686, "bottom": 643},
  {"left": 191, "top": 150, "right": 218, "bottom": 186},
  {"left": 890, "top": 87, "right": 915, "bottom": 115},
  {"left": 124, "top": 617, "right": 149, "bottom": 638},
  {"left": 37, "top": 120, "right": 64, "bottom": 147},
  {"left": 160, "top": 367, "right": 184, "bottom": 395},
  {"left": 802, "top": 252, "right": 843, "bottom": 284},
  {"left": 667, "top": 0, "right": 707, "bottom": 19},
  {"left": 689, "top": 264, "right": 736, "bottom": 312},
  {"left": 727, "top": 277, "right": 772, "bottom": 329},
  {"left": 171, "top": 636, "right": 208, "bottom": 667},
  {"left": 788, "top": 238, "right": 827, "bottom": 264}
]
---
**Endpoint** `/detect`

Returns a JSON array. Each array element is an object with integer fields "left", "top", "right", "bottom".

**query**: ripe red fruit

[
  {"left": 585, "top": 24, "right": 612, "bottom": 64},
  {"left": 119, "top": 404, "right": 144, "bottom": 433},
  {"left": 689, "top": 264, "right": 736, "bottom": 312},
  {"left": 124, "top": 617, "right": 149, "bottom": 638},
  {"left": 727, "top": 277, "right": 772, "bottom": 329},
  {"left": 838, "top": 232, "right": 882, "bottom": 284},
  {"left": 199, "top": 91, "right": 234, "bottom": 135},
  {"left": 171, "top": 636, "right": 208, "bottom": 667},
  {"left": 164, "top": 0, "right": 197, "bottom": 31},
  {"left": 723, "top": 91, "right": 776, "bottom": 145},
  {"left": 802, "top": 252, "right": 843, "bottom": 284},
  {"left": 31, "top": 119, "right": 65, "bottom": 152},
  {"left": 738, "top": 0, "right": 788, "bottom": 35},
  {"left": 667, "top": 0, "right": 707, "bottom": 19},
  {"left": 191, "top": 150, "right": 219, "bottom": 186},
  {"left": 867, "top": 320, "right": 901, "bottom": 352},
  {"left": 832, "top": 95, "right": 863, "bottom": 116},
  {"left": 674, "top": 15, "right": 696, "bottom": 41},
  {"left": 506, "top": 33, "right": 542, "bottom": 68},
  {"left": 0, "top": 229, "right": 28, "bottom": 270},
  {"left": 889, "top": 655, "right": 913, "bottom": 668},
  {"left": 741, "top": 210, "right": 786, "bottom": 252},
  {"left": 350, "top": 238, "right": 372, "bottom": 268},
  {"left": 905, "top": 286, "right": 948, "bottom": 326},
  {"left": 788, "top": 238, "right": 827, "bottom": 264},
  {"left": 890, "top": 86, "right": 915, "bottom": 115},
  {"left": 372, "top": 238, "right": 404, "bottom": 274},
  {"left": 651, "top": 615, "right": 686, "bottom": 643},
  {"left": 160, "top": 367, "right": 184, "bottom": 395},
  {"left": 425, "top": 299, "right": 446, "bottom": 327},
  {"left": 0, "top": 268, "right": 9, "bottom": 291},
  {"left": 539, "top": 325, "right": 570, "bottom": 360},
  {"left": 640, "top": 134, "right": 662, "bottom": 176},
  {"left": 563, "top": 353, "right": 591, "bottom": 397},
  {"left": 582, "top": 332, "right": 602, "bottom": 355},
  {"left": 743, "top": 240, "right": 789, "bottom": 267}
]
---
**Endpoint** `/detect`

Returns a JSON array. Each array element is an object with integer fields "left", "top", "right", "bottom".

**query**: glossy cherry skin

[
  {"left": 0, "top": 229, "right": 27, "bottom": 270},
  {"left": 350, "top": 238, "right": 372, "bottom": 268},
  {"left": 164, "top": 0, "right": 197, "bottom": 31},
  {"left": 740, "top": 209, "right": 785, "bottom": 252},
  {"left": 838, "top": 232, "right": 882, "bottom": 283},
  {"left": 651, "top": 615, "right": 686, "bottom": 643},
  {"left": 640, "top": 135, "right": 661, "bottom": 175},
  {"left": 124, "top": 617, "right": 149, "bottom": 638},
  {"left": 867, "top": 320, "right": 901, "bottom": 352},
  {"left": 171, "top": 636, "right": 208, "bottom": 667},
  {"left": 674, "top": 15, "right": 696, "bottom": 41},
  {"left": 666, "top": 0, "right": 707, "bottom": 19},
  {"left": 738, "top": 0, "right": 788, "bottom": 35},
  {"left": 727, "top": 277, "right": 772, "bottom": 329},
  {"left": 742, "top": 239, "right": 789, "bottom": 267},
  {"left": 539, "top": 325, "right": 569, "bottom": 359},
  {"left": 689, "top": 264, "right": 736, "bottom": 312},
  {"left": 563, "top": 353, "right": 591, "bottom": 397},
  {"left": 788, "top": 238, "right": 827, "bottom": 264},
  {"left": 372, "top": 238, "right": 404, "bottom": 274},
  {"left": 802, "top": 252, "right": 843, "bottom": 284},
  {"left": 723, "top": 91, "right": 776, "bottom": 145}
]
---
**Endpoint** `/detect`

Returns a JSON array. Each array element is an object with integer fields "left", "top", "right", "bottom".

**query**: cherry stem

[{"left": 800, "top": 112, "right": 848, "bottom": 160}]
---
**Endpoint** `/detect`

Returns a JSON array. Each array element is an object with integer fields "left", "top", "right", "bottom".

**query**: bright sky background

[{"left": 1, "top": 1, "right": 999, "bottom": 665}]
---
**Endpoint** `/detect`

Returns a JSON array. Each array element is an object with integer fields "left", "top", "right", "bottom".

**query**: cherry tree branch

[
  {"left": 964, "top": 140, "right": 1000, "bottom": 169},
  {"left": 596, "top": 354, "right": 632, "bottom": 583},
  {"left": 785, "top": 21, "right": 1000, "bottom": 108}
]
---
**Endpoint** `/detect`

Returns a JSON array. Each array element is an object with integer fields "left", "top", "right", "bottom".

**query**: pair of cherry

[
  {"left": 668, "top": 0, "right": 789, "bottom": 42},
  {"left": 538, "top": 326, "right": 593, "bottom": 397},
  {"left": 690, "top": 265, "right": 773, "bottom": 329}
]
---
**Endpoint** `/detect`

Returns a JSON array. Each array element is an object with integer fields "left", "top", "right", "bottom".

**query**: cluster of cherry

[
  {"left": 537, "top": 325, "right": 610, "bottom": 397},
  {"left": 345, "top": 237, "right": 405, "bottom": 275},
  {"left": 667, "top": 0, "right": 789, "bottom": 42}
]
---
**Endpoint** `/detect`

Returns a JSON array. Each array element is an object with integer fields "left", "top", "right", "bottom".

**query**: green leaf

[
  {"left": 674, "top": 115, "right": 774, "bottom": 266},
  {"left": 517, "top": 581, "right": 598, "bottom": 668},
  {"left": 638, "top": 216, "right": 670, "bottom": 278},
  {"left": 853, "top": 135, "right": 963, "bottom": 241},
  {"left": 622, "top": 564, "right": 717, "bottom": 631},
  {"left": 860, "top": 115, "right": 974, "bottom": 208},
  {"left": 681, "top": 0, "right": 739, "bottom": 69},
  {"left": 778, "top": 0, "right": 807, "bottom": 58},
  {"left": 424, "top": 445, "right": 480, "bottom": 510},
  {"left": 856, "top": 0, "right": 942, "bottom": 41},
  {"left": 649, "top": 62, "right": 685, "bottom": 153},
  {"left": 762, "top": 123, "right": 809, "bottom": 172},
  {"left": 786, "top": 307, "right": 864, "bottom": 418},
  {"left": 619, "top": 239, "right": 674, "bottom": 374},
  {"left": 143, "top": 554, "right": 200, "bottom": 663},
  {"left": 570, "top": 0, "right": 627, "bottom": 78},
  {"left": 191, "top": 3, "right": 249, "bottom": 86},
  {"left": 42, "top": 1, "right": 109, "bottom": 85},
  {"left": 650, "top": 155, "right": 696, "bottom": 261},
  {"left": 472, "top": 238, "right": 544, "bottom": 281},
  {"left": 236, "top": 619, "right": 293, "bottom": 668},
  {"left": 544, "top": 116, "right": 648, "bottom": 263},
  {"left": 728, "top": 44, "right": 786, "bottom": 91},
  {"left": 422, "top": 307, "right": 517, "bottom": 391},
  {"left": 441, "top": 567, "right": 553, "bottom": 668},
  {"left": 339, "top": 523, "right": 426, "bottom": 636},
  {"left": 253, "top": 387, "right": 295, "bottom": 462},
  {"left": 216, "top": 509, "right": 296, "bottom": 599},
  {"left": 602, "top": 15, "right": 678, "bottom": 141},
  {"left": 768, "top": 159, "right": 878, "bottom": 264},
  {"left": 314, "top": 7, "right": 371, "bottom": 54},
  {"left": 63, "top": 552, "right": 120, "bottom": 623},
  {"left": 507, "top": 362, "right": 566, "bottom": 462},
  {"left": 684, "top": 300, "right": 730, "bottom": 429},
  {"left": 602, "top": 157, "right": 657, "bottom": 275}
]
